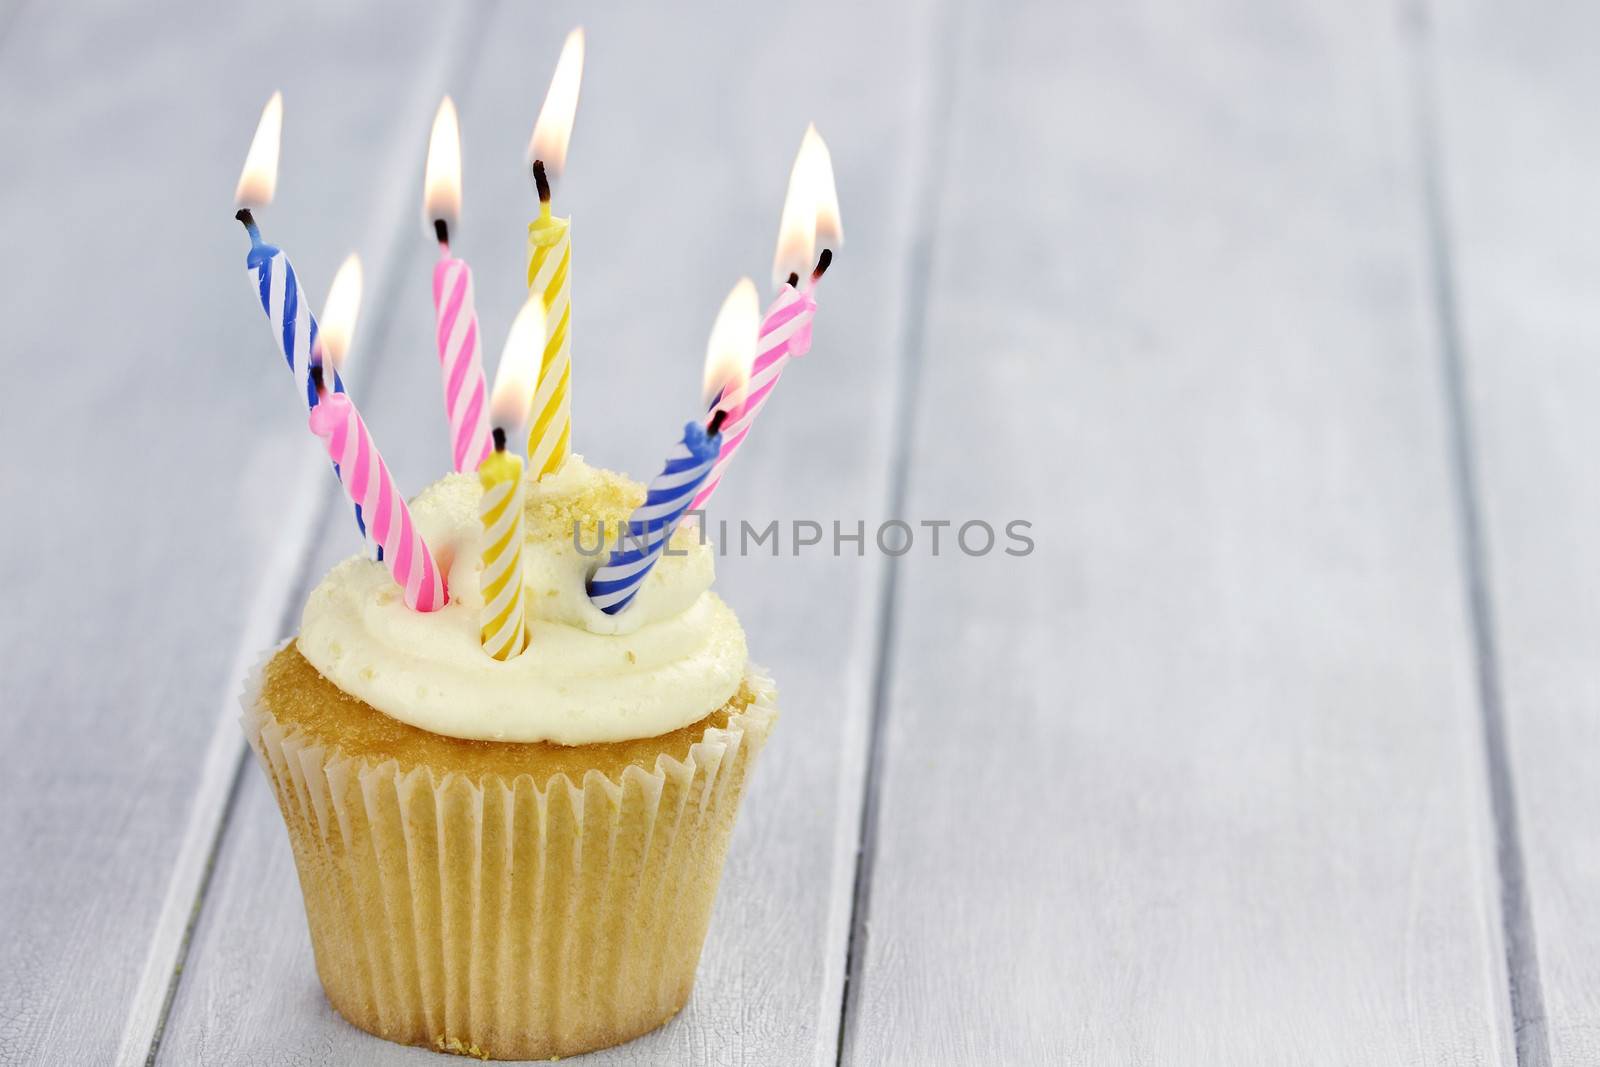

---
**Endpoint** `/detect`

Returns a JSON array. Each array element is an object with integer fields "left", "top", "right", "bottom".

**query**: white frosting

[{"left": 297, "top": 457, "right": 748, "bottom": 746}]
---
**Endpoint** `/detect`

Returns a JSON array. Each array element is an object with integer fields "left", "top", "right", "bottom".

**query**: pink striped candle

[
  {"left": 689, "top": 282, "right": 815, "bottom": 511},
  {"left": 431, "top": 253, "right": 493, "bottom": 472},
  {"left": 690, "top": 125, "right": 841, "bottom": 513},
  {"left": 308, "top": 375, "right": 447, "bottom": 612},
  {"left": 423, "top": 96, "right": 492, "bottom": 474}
]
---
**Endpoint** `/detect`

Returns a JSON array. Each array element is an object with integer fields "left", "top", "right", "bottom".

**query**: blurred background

[{"left": 3, "top": 1, "right": 1598, "bottom": 1064}]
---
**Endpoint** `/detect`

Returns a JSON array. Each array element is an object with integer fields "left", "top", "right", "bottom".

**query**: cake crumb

[
  {"left": 435, "top": 1034, "right": 490, "bottom": 1060},
  {"left": 525, "top": 465, "right": 644, "bottom": 545},
  {"left": 625, "top": 650, "right": 637, "bottom": 664}
]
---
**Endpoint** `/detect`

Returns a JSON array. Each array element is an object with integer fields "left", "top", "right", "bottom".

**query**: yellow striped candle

[
  {"left": 477, "top": 447, "right": 526, "bottom": 659},
  {"left": 524, "top": 27, "right": 583, "bottom": 478},
  {"left": 525, "top": 192, "right": 571, "bottom": 477},
  {"left": 478, "top": 296, "right": 546, "bottom": 660}
]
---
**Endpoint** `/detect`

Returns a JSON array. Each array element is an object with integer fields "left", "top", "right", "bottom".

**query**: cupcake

[{"left": 242, "top": 457, "right": 777, "bottom": 1059}]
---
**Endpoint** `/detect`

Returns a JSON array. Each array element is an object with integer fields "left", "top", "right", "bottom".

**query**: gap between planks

[
  {"left": 832, "top": 2, "right": 965, "bottom": 1063},
  {"left": 114, "top": 5, "right": 498, "bottom": 1064},
  {"left": 1400, "top": 2, "right": 1549, "bottom": 1064}
]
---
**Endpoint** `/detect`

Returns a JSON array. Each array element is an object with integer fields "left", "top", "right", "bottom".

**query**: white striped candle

[
  {"left": 524, "top": 199, "right": 572, "bottom": 479},
  {"left": 477, "top": 295, "right": 546, "bottom": 659},
  {"left": 234, "top": 92, "right": 373, "bottom": 550},
  {"left": 688, "top": 124, "right": 841, "bottom": 513},
  {"left": 586, "top": 422, "right": 720, "bottom": 615},
  {"left": 524, "top": 29, "right": 583, "bottom": 478},
  {"left": 423, "top": 97, "right": 493, "bottom": 475},
  {"left": 308, "top": 370, "right": 446, "bottom": 612},
  {"left": 477, "top": 446, "right": 527, "bottom": 658},
  {"left": 237, "top": 213, "right": 374, "bottom": 549},
  {"left": 431, "top": 251, "right": 493, "bottom": 473},
  {"left": 689, "top": 281, "right": 816, "bottom": 511}
]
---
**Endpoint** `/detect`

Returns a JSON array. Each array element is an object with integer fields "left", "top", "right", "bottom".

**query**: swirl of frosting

[{"left": 296, "top": 456, "right": 748, "bottom": 745}]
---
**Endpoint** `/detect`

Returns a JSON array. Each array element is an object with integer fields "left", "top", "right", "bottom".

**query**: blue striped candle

[
  {"left": 587, "top": 421, "right": 721, "bottom": 615},
  {"left": 237, "top": 211, "right": 373, "bottom": 550}
]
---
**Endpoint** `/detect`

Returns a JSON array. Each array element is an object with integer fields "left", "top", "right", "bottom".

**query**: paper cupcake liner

[{"left": 241, "top": 644, "right": 777, "bottom": 1060}]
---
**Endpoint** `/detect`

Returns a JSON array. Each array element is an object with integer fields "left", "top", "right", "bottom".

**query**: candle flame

[
  {"left": 234, "top": 92, "right": 283, "bottom": 209},
  {"left": 423, "top": 96, "right": 463, "bottom": 231},
  {"left": 318, "top": 254, "right": 363, "bottom": 373},
  {"left": 528, "top": 27, "right": 585, "bottom": 179},
  {"left": 703, "top": 278, "right": 760, "bottom": 416},
  {"left": 771, "top": 124, "right": 843, "bottom": 287},
  {"left": 809, "top": 127, "right": 844, "bottom": 254},
  {"left": 491, "top": 295, "right": 547, "bottom": 433}
]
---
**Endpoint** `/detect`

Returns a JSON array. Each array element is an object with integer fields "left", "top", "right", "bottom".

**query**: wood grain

[
  {"left": 1426, "top": 1, "right": 1600, "bottom": 1063},
  {"left": 842, "top": 0, "right": 1515, "bottom": 1063},
  {"left": 0, "top": 3, "right": 462, "bottom": 1064},
  {"left": 156, "top": 1, "right": 941, "bottom": 1063},
  {"left": 10, "top": 0, "right": 1584, "bottom": 1062}
]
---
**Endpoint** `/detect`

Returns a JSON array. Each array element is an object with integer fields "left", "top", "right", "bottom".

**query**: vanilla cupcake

[{"left": 242, "top": 457, "right": 776, "bottom": 1059}]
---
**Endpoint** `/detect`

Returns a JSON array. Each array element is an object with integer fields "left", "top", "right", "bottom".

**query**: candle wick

[
  {"left": 786, "top": 271, "right": 800, "bottom": 289},
  {"left": 811, "top": 248, "right": 833, "bottom": 283},
  {"left": 310, "top": 363, "right": 327, "bottom": 399},
  {"left": 492, "top": 426, "right": 507, "bottom": 452},
  {"left": 707, "top": 408, "right": 728, "bottom": 436},
  {"left": 433, "top": 218, "right": 450, "bottom": 253},
  {"left": 235, "top": 208, "right": 262, "bottom": 245},
  {"left": 532, "top": 159, "right": 552, "bottom": 205}
]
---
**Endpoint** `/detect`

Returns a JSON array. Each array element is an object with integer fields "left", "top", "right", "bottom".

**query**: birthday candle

[
  {"left": 308, "top": 368, "right": 447, "bottom": 613},
  {"left": 586, "top": 422, "right": 721, "bottom": 616},
  {"left": 690, "top": 284, "right": 814, "bottom": 512},
  {"left": 588, "top": 280, "right": 757, "bottom": 615},
  {"left": 690, "top": 125, "right": 843, "bottom": 512},
  {"left": 314, "top": 254, "right": 370, "bottom": 543},
  {"left": 478, "top": 296, "right": 546, "bottom": 660},
  {"left": 234, "top": 92, "right": 372, "bottom": 548},
  {"left": 524, "top": 28, "right": 584, "bottom": 478},
  {"left": 423, "top": 98, "right": 493, "bottom": 474}
]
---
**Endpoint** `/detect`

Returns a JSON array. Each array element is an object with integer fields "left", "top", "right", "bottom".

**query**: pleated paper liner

[{"left": 240, "top": 642, "right": 777, "bottom": 1060}]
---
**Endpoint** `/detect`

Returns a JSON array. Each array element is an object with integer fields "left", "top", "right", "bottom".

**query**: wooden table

[{"left": 2, "top": 1, "right": 1596, "bottom": 1063}]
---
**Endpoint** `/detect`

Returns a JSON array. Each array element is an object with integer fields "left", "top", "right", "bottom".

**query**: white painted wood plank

[
  {"left": 112, "top": 14, "right": 483, "bottom": 1066},
  {"left": 1427, "top": 3, "right": 1600, "bottom": 1063},
  {"left": 845, "top": 1, "right": 1514, "bottom": 1064},
  {"left": 159, "top": 2, "right": 939, "bottom": 1063},
  {"left": 0, "top": 3, "right": 462, "bottom": 1064}
]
